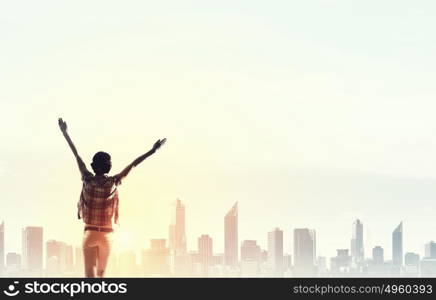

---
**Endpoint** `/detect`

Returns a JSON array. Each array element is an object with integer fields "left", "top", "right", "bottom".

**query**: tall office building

[
  {"left": 171, "top": 199, "right": 187, "bottom": 254},
  {"left": 392, "top": 222, "right": 403, "bottom": 268},
  {"left": 46, "top": 240, "right": 74, "bottom": 275},
  {"left": 267, "top": 228, "right": 283, "bottom": 275},
  {"left": 404, "top": 252, "right": 420, "bottom": 276},
  {"left": 241, "top": 240, "right": 261, "bottom": 262},
  {"left": 46, "top": 240, "right": 64, "bottom": 274},
  {"left": 224, "top": 202, "right": 238, "bottom": 266},
  {"left": 22, "top": 226, "right": 43, "bottom": 271},
  {"left": 0, "top": 222, "right": 4, "bottom": 270},
  {"left": 405, "top": 252, "right": 420, "bottom": 266},
  {"left": 198, "top": 234, "right": 213, "bottom": 275},
  {"left": 372, "top": 246, "right": 384, "bottom": 265},
  {"left": 293, "top": 228, "right": 316, "bottom": 276},
  {"left": 240, "top": 240, "right": 261, "bottom": 277},
  {"left": 425, "top": 241, "right": 436, "bottom": 259},
  {"left": 350, "top": 219, "right": 364, "bottom": 264}
]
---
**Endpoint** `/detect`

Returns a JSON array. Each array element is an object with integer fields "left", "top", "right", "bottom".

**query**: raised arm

[
  {"left": 115, "top": 138, "right": 166, "bottom": 184},
  {"left": 58, "top": 118, "right": 91, "bottom": 177}
]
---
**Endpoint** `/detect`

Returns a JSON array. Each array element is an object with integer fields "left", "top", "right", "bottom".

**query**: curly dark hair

[{"left": 91, "top": 151, "right": 112, "bottom": 174}]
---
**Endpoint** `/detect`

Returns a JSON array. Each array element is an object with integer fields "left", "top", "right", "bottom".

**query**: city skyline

[
  {"left": 0, "top": 209, "right": 431, "bottom": 266},
  {"left": 2, "top": 202, "right": 436, "bottom": 277}
]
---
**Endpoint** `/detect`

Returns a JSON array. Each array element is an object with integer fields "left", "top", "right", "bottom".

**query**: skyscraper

[
  {"left": 0, "top": 222, "right": 4, "bottom": 270},
  {"left": 46, "top": 240, "right": 73, "bottom": 275},
  {"left": 372, "top": 246, "right": 384, "bottom": 265},
  {"left": 174, "top": 199, "right": 187, "bottom": 254},
  {"left": 198, "top": 234, "right": 213, "bottom": 275},
  {"left": 46, "top": 240, "right": 64, "bottom": 274},
  {"left": 404, "top": 252, "right": 420, "bottom": 276},
  {"left": 425, "top": 241, "right": 436, "bottom": 259},
  {"left": 241, "top": 240, "right": 261, "bottom": 262},
  {"left": 405, "top": 252, "right": 420, "bottom": 266},
  {"left": 293, "top": 228, "right": 316, "bottom": 276},
  {"left": 350, "top": 219, "right": 364, "bottom": 264},
  {"left": 224, "top": 202, "right": 238, "bottom": 266},
  {"left": 22, "top": 226, "right": 43, "bottom": 271},
  {"left": 392, "top": 222, "right": 403, "bottom": 269},
  {"left": 267, "top": 228, "right": 283, "bottom": 275}
]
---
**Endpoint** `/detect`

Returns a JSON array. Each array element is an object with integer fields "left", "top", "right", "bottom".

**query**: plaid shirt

[{"left": 78, "top": 172, "right": 121, "bottom": 226}]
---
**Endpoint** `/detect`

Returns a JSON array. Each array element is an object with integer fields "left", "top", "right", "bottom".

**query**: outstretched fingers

[
  {"left": 58, "top": 118, "right": 67, "bottom": 132},
  {"left": 153, "top": 138, "right": 167, "bottom": 150}
]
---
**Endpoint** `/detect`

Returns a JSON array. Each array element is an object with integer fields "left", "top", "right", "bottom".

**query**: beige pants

[{"left": 82, "top": 230, "right": 113, "bottom": 277}]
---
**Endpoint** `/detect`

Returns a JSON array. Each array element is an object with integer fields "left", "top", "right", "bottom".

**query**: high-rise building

[
  {"left": 198, "top": 234, "right": 213, "bottom": 275},
  {"left": 174, "top": 199, "right": 187, "bottom": 254},
  {"left": 392, "top": 222, "right": 403, "bottom": 268},
  {"left": 0, "top": 222, "right": 4, "bottom": 270},
  {"left": 425, "top": 241, "right": 436, "bottom": 259},
  {"left": 46, "top": 240, "right": 64, "bottom": 274},
  {"left": 404, "top": 252, "right": 420, "bottom": 276},
  {"left": 267, "top": 228, "right": 283, "bottom": 275},
  {"left": 168, "top": 199, "right": 188, "bottom": 275},
  {"left": 224, "top": 202, "right": 238, "bottom": 266},
  {"left": 22, "top": 226, "right": 43, "bottom": 271},
  {"left": 241, "top": 240, "right": 261, "bottom": 262},
  {"left": 405, "top": 252, "right": 420, "bottom": 266},
  {"left": 350, "top": 219, "right": 364, "bottom": 264},
  {"left": 372, "top": 246, "right": 384, "bottom": 265},
  {"left": 293, "top": 228, "right": 316, "bottom": 276},
  {"left": 46, "top": 240, "right": 74, "bottom": 275}
]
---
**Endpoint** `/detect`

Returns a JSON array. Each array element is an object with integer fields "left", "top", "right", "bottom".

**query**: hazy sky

[{"left": 2, "top": 1, "right": 436, "bottom": 262}]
